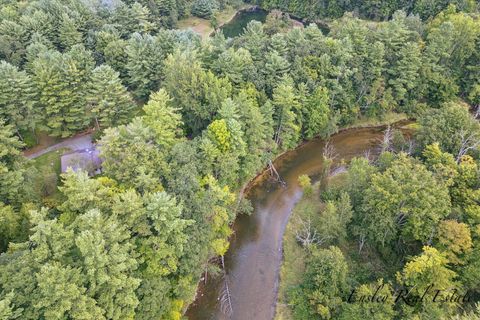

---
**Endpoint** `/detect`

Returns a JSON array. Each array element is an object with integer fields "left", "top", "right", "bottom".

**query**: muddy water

[{"left": 187, "top": 122, "right": 411, "bottom": 320}]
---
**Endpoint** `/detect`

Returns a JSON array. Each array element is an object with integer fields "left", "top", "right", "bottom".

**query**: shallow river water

[{"left": 187, "top": 122, "right": 412, "bottom": 320}]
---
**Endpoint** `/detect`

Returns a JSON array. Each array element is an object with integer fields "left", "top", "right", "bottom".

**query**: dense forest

[
  {"left": 256, "top": 0, "right": 478, "bottom": 21},
  {"left": 0, "top": 0, "right": 478, "bottom": 319}
]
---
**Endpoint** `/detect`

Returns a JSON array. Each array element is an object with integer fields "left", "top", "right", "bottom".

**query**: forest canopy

[{"left": 0, "top": 0, "right": 478, "bottom": 319}]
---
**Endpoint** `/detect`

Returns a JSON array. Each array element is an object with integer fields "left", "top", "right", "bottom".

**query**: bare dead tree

[
  {"left": 219, "top": 256, "right": 233, "bottom": 317},
  {"left": 379, "top": 125, "right": 393, "bottom": 153},
  {"left": 363, "top": 149, "right": 373, "bottom": 164},
  {"left": 475, "top": 104, "right": 480, "bottom": 119},
  {"left": 404, "top": 139, "right": 415, "bottom": 155},
  {"left": 358, "top": 234, "right": 366, "bottom": 253},
  {"left": 268, "top": 159, "right": 286, "bottom": 187},
  {"left": 295, "top": 217, "right": 327, "bottom": 247},
  {"left": 456, "top": 129, "right": 480, "bottom": 163},
  {"left": 396, "top": 213, "right": 408, "bottom": 228},
  {"left": 323, "top": 140, "right": 337, "bottom": 161},
  {"left": 319, "top": 141, "right": 338, "bottom": 189}
]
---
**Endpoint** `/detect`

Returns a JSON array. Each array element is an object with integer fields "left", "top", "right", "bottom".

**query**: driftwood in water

[
  {"left": 219, "top": 256, "right": 233, "bottom": 317},
  {"left": 268, "top": 159, "right": 286, "bottom": 187}
]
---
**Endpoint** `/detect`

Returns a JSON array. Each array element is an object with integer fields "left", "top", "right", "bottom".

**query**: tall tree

[
  {"left": 163, "top": 49, "right": 232, "bottom": 135},
  {"left": 31, "top": 45, "right": 94, "bottom": 137},
  {"left": 98, "top": 118, "right": 168, "bottom": 194},
  {"left": 87, "top": 65, "right": 136, "bottom": 129},
  {"left": 302, "top": 86, "right": 336, "bottom": 139},
  {"left": 272, "top": 77, "right": 301, "bottom": 150},
  {"left": 0, "top": 120, "right": 25, "bottom": 205},
  {"left": 0, "top": 61, "right": 36, "bottom": 137},
  {"left": 292, "top": 246, "right": 349, "bottom": 319},
  {"left": 142, "top": 88, "right": 183, "bottom": 148},
  {"left": 125, "top": 33, "right": 166, "bottom": 100}
]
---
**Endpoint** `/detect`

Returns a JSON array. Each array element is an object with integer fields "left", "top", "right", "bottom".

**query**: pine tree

[
  {"left": 31, "top": 45, "right": 93, "bottom": 137},
  {"left": 272, "top": 78, "right": 301, "bottom": 150},
  {"left": 191, "top": 0, "right": 219, "bottom": 19},
  {"left": 0, "top": 120, "right": 25, "bottom": 205},
  {"left": 58, "top": 14, "right": 82, "bottom": 50},
  {"left": 87, "top": 65, "right": 136, "bottom": 129},
  {"left": 163, "top": 50, "right": 232, "bottom": 135},
  {"left": 0, "top": 61, "right": 36, "bottom": 136},
  {"left": 234, "top": 88, "right": 273, "bottom": 179},
  {"left": 264, "top": 50, "right": 291, "bottom": 94},
  {"left": 98, "top": 118, "right": 168, "bottom": 193},
  {"left": 213, "top": 48, "right": 255, "bottom": 86},
  {"left": 125, "top": 33, "right": 165, "bottom": 100},
  {"left": 142, "top": 88, "right": 183, "bottom": 148},
  {"left": 239, "top": 21, "right": 267, "bottom": 63},
  {"left": 302, "top": 86, "right": 335, "bottom": 139}
]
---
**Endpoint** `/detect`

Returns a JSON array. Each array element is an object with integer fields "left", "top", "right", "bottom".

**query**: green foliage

[
  {"left": 191, "top": 0, "right": 219, "bottom": 19},
  {"left": 360, "top": 154, "right": 451, "bottom": 245},
  {"left": 416, "top": 102, "right": 480, "bottom": 157},
  {"left": 317, "top": 193, "right": 353, "bottom": 244},
  {"left": 125, "top": 33, "right": 167, "bottom": 100},
  {"left": 298, "top": 174, "right": 312, "bottom": 196},
  {"left": 302, "top": 87, "right": 336, "bottom": 139},
  {"left": 0, "top": 61, "right": 36, "bottom": 134},
  {"left": 87, "top": 65, "right": 136, "bottom": 129},
  {"left": 98, "top": 118, "right": 169, "bottom": 194},
  {"left": 163, "top": 49, "right": 232, "bottom": 135},
  {"left": 142, "top": 88, "right": 183, "bottom": 148},
  {"left": 0, "top": 120, "right": 25, "bottom": 205},
  {"left": 31, "top": 45, "right": 94, "bottom": 137},
  {"left": 272, "top": 77, "right": 301, "bottom": 150},
  {"left": 1, "top": 2, "right": 480, "bottom": 319},
  {"left": 397, "top": 246, "right": 457, "bottom": 295},
  {"left": 291, "top": 246, "right": 349, "bottom": 319}
]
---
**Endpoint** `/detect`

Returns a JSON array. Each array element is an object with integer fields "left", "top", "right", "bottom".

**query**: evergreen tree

[
  {"left": 0, "top": 120, "right": 25, "bottom": 205},
  {"left": 142, "top": 89, "right": 183, "bottom": 148},
  {"left": 191, "top": 0, "right": 219, "bottom": 19},
  {"left": 213, "top": 48, "right": 255, "bottom": 86},
  {"left": 264, "top": 50, "right": 291, "bottom": 93},
  {"left": 0, "top": 61, "right": 36, "bottom": 136},
  {"left": 98, "top": 118, "right": 169, "bottom": 194},
  {"left": 31, "top": 45, "right": 93, "bottom": 137},
  {"left": 125, "top": 33, "right": 166, "bottom": 100},
  {"left": 87, "top": 65, "right": 136, "bottom": 129},
  {"left": 302, "top": 86, "right": 335, "bottom": 139},
  {"left": 58, "top": 14, "right": 82, "bottom": 50},
  {"left": 163, "top": 50, "right": 232, "bottom": 135},
  {"left": 272, "top": 78, "right": 301, "bottom": 150}
]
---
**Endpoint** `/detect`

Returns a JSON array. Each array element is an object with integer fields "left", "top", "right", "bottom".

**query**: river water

[
  {"left": 220, "top": 8, "right": 268, "bottom": 38},
  {"left": 186, "top": 122, "right": 412, "bottom": 319},
  {"left": 219, "top": 7, "right": 329, "bottom": 38}
]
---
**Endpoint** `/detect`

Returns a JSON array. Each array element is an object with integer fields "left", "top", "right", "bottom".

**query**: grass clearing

[
  {"left": 177, "top": 4, "right": 253, "bottom": 38},
  {"left": 30, "top": 148, "right": 70, "bottom": 205}
]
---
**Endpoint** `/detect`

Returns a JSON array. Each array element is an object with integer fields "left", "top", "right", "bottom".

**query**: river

[
  {"left": 186, "top": 122, "right": 412, "bottom": 319},
  {"left": 219, "top": 7, "right": 329, "bottom": 38}
]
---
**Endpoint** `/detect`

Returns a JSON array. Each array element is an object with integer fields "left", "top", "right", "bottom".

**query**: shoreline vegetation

[
  {"left": 185, "top": 112, "right": 410, "bottom": 314},
  {"left": 242, "top": 112, "right": 410, "bottom": 197}
]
